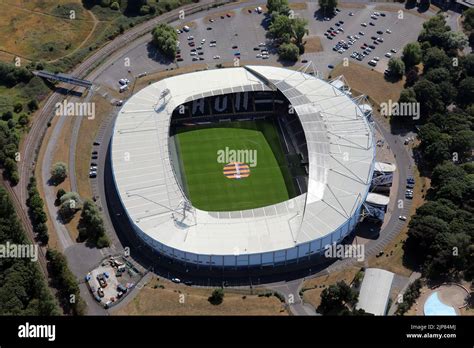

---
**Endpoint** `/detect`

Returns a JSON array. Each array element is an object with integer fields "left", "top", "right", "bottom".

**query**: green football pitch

[{"left": 175, "top": 120, "right": 295, "bottom": 211}]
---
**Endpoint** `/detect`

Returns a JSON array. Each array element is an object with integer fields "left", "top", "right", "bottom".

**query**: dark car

[
  {"left": 301, "top": 59, "right": 308, "bottom": 63},
  {"left": 328, "top": 64, "right": 334, "bottom": 69},
  {"left": 92, "top": 151, "right": 98, "bottom": 155},
  {"left": 376, "top": 30, "right": 383, "bottom": 35},
  {"left": 184, "top": 280, "right": 193, "bottom": 286},
  {"left": 177, "top": 58, "right": 183, "bottom": 62},
  {"left": 369, "top": 45, "right": 376, "bottom": 49},
  {"left": 253, "top": 47, "right": 260, "bottom": 50},
  {"left": 93, "top": 141, "right": 100, "bottom": 146},
  {"left": 198, "top": 52, "right": 204, "bottom": 55},
  {"left": 371, "top": 36, "right": 377, "bottom": 40},
  {"left": 232, "top": 45, "right": 238, "bottom": 49},
  {"left": 380, "top": 13, "right": 386, "bottom": 17},
  {"left": 91, "top": 155, "right": 98, "bottom": 160}
]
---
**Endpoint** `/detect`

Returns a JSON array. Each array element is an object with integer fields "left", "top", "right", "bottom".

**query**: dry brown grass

[
  {"left": 301, "top": 266, "right": 361, "bottom": 309},
  {"left": 304, "top": 36, "right": 323, "bottom": 53},
  {"left": 289, "top": 3, "right": 308, "bottom": 10},
  {"left": 330, "top": 63, "right": 404, "bottom": 105},
  {"left": 338, "top": 3, "right": 366, "bottom": 9},
  {"left": 0, "top": 0, "right": 94, "bottom": 61},
  {"left": 75, "top": 94, "right": 114, "bottom": 200},
  {"left": 204, "top": 10, "right": 236, "bottom": 23},
  {"left": 114, "top": 278, "right": 288, "bottom": 315}
]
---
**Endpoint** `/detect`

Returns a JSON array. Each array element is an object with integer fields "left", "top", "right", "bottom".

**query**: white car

[
  {"left": 187, "top": 36, "right": 194, "bottom": 40},
  {"left": 256, "top": 54, "right": 262, "bottom": 58},
  {"left": 171, "top": 278, "right": 181, "bottom": 283},
  {"left": 349, "top": 12, "right": 354, "bottom": 16},
  {"left": 259, "top": 42, "right": 266, "bottom": 47},
  {"left": 209, "top": 43, "right": 216, "bottom": 47},
  {"left": 391, "top": 48, "right": 397, "bottom": 53},
  {"left": 176, "top": 29, "right": 182, "bottom": 34},
  {"left": 213, "top": 55, "right": 220, "bottom": 59},
  {"left": 386, "top": 29, "right": 392, "bottom": 34},
  {"left": 373, "top": 56, "right": 380, "bottom": 61},
  {"left": 190, "top": 52, "right": 197, "bottom": 56},
  {"left": 192, "top": 57, "right": 199, "bottom": 61},
  {"left": 399, "top": 216, "right": 407, "bottom": 221},
  {"left": 262, "top": 55, "right": 269, "bottom": 59},
  {"left": 359, "top": 31, "right": 365, "bottom": 36},
  {"left": 361, "top": 23, "right": 367, "bottom": 27},
  {"left": 201, "top": 39, "right": 206, "bottom": 43},
  {"left": 385, "top": 52, "right": 392, "bottom": 58}
]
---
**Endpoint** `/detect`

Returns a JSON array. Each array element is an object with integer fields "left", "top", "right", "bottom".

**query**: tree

[
  {"left": 293, "top": 17, "right": 308, "bottom": 48},
  {"left": 58, "top": 192, "right": 82, "bottom": 222},
  {"left": 77, "top": 199, "right": 110, "bottom": 248},
  {"left": 208, "top": 288, "right": 224, "bottom": 305},
  {"left": 266, "top": 0, "right": 290, "bottom": 17},
  {"left": 319, "top": 0, "right": 338, "bottom": 17},
  {"left": 402, "top": 42, "right": 422, "bottom": 69},
  {"left": 317, "top": 281, "right": 358, "bottom": 315},
  {"left": 388, "top": 57, "right": 405, "bottom": 79},
  {"left": 50, "top": 162, "right": 67, "bottom": 184},
  {"left": 269, "top": 14, "right": 293, "bottom": 43},
  {"left": 444, "top": 31, "right": 468, "bottom": 51},
  {"left": 278, "top": 42, "right": 300, "bottom": 61},
  {"left": 413, "top": 79, "right": 444, "bottom": 116},
  {"left": 423, "top": 67, "right": 451, "bottom": 84},
  {"left": 463, "top": 8, "right": 474, "bottom": 31},
  {"left": 56, "top": 188, "right": 66, "bottom": 201},
  {"left": 398, "top": 87, "right": 417, "bottom": 104},
  {"left": 418, "top": 14, "right": 450, "bottom": 48},
  {"left": 422, "top": 47, "right": 451, "bottom": 73},
  {"left": 151, "top": 23, "right": 178, "bottom": 59},
  {"left": 457, "top": 77, "right": 474, "bottom": 107}
]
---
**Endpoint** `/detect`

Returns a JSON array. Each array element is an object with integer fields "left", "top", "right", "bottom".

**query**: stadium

[{"left": 110, "top": 65, "right": 376, "bottom": 268}]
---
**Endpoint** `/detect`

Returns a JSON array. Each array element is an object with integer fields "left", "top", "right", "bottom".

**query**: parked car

[{"left": 171, "top": 278, "right": 181, "bottom": 283}]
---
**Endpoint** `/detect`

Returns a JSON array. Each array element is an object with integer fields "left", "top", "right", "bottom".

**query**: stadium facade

[{"left": 110, "top": 65, "right": 376, "bottom": 268}]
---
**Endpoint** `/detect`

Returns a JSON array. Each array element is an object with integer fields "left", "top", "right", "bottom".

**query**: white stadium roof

[{"left": 111, "top": 66, "right": 375, "bottom": 257}]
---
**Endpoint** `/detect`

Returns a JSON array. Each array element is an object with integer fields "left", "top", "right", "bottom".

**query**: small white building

[{"left": 356, "top": 268, "right": 394, "bottom": 315}]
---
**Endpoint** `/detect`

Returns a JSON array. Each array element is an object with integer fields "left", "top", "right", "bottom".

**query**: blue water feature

[{"left": 424, "top": 292, "right": 457, "bottom": 316}]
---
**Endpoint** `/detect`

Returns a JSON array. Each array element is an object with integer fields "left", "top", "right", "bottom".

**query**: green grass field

[{"left": 175, "top": 120, "right": 294, "bottom": 211}]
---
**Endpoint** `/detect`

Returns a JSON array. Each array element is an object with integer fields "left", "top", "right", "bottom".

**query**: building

[
  {"left": 357, "top": 268, "right": 395, "bottom": 315},
  {"left": 110, "top": 66, "right": 376, "bottom": 268}
]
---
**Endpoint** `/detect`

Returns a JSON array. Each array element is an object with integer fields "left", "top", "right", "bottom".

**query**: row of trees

[
  {"left": 395, "top": 279, "right": 422, "bottom": 315},
  {"left": 78, "top": 199, "right": 110, "bottom": 248},
  {"left": 0, "top": 62, "right": 33, "bottom": 88},
  {"left": 267, "top": 0, "right": 309, "bottom": 61},
  {"left": 27, "top": 177, "right": 49, "bottom": 244},
  {"left": 400, "top": 13, "right": 474, "bottom": 282},
  {"left": 46, "top": 249, "right": 86, "bottom": 315},
  {"left": 0, "top": 186, "right": 59, "bottom": 315},
  {"left": 394, "top": 15, "right": 472, "bottom": 123},
  {"left": 0, "top": 122, "right": 20, "bottom": 185}
]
